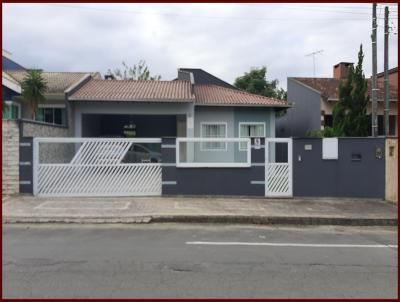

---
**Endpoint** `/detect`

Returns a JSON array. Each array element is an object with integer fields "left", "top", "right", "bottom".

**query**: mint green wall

[{"left": 192, "top": 106, "right": 275, "bottom": 163}]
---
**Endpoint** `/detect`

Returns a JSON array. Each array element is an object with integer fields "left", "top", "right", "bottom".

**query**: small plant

[{"left": 305, "top": 127, "right": 337, "bottom": 138}]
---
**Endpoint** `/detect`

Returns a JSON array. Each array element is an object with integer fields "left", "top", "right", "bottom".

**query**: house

[
  {"left": 63, "top": 68, "right": 289, "bottom": 142},
  {"left": 3, "top": 69, "right": 101, "bottom": 125},
  {"left": 276, "top": 62, "right": 398, "bottom": 137},
  {"left": 2, "top": 50, "right": 24, "bottom": 120}
]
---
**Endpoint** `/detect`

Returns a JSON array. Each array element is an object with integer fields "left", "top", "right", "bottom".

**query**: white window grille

[
  {"left": 239, "top": 122, "right": 266, "bottom": 150},
  {"left": 200, "top": 122, "right": 227, "bottom": 151}
]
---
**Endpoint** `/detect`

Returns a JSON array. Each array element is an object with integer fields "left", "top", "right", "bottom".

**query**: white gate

[
  {"left": 33, "top": 138, "right": 162, "bottom": 197},
  {"left": 265, "top": 138, "right": 293, "bottom": 197}
]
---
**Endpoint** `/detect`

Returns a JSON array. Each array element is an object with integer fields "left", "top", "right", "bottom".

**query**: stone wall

[
  {"left": 20, "top": 119, "right": 70, "bottom": 137},
  {"left": 386, "top": 138, "right": 398, "bottom": 202},
  {"left": 2, "top": 120, "right": 20, "bottom": 195}
]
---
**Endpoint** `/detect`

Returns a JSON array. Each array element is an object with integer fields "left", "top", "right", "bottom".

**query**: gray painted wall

[
  {"left": 276, "top": 79, "right": 321, "bottom": 137},
  {"left": 293, "top": 138, "right": 385, "bottom": 198},
  {"left": 19, "top": 137, "right": 33, "bottom": 194}
]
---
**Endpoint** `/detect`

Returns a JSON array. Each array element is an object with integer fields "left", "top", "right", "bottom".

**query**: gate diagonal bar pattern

[
  {"left": 266, "top": 163, "right": 290, "bottom": 195},
  {"left": 34, "top": 138, "right": 162, "bottom": 197},
  {"left": 265, "top": 138, "right": 293, "bottom": 197}
]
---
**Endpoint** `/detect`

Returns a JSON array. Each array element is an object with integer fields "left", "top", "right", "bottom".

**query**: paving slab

[{"left": 2, "top": 195, "right": 398, "bottom": 226}]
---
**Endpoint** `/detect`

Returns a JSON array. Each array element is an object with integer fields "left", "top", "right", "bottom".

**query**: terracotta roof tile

[
  {"left": 292, "top": 76, "right": 398, "bottom": 100},
  {"left": 4, "top": 71, "right": 100, "bottom": 94},
  {"left": 194, "top": 84, "right": 289, "bottom": 107},
  {"left": 69, "top": 79, "right": 195, "bottom": 102}
]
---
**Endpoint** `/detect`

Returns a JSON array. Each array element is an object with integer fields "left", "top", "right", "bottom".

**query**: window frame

[
  {"left": 200, "top": 121, "right": 228, "bottom": 151},
  {"left": 2, "top": 100, "right": 21, "bottom": 120},
  {"left": 238, "top": 122, "right": 266, "bottom": 151},
  {"left": 36, "top": 104, "right": 66, "bottom": 125}
]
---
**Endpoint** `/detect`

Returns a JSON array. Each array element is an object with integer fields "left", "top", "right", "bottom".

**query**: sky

[{"left": 2, "top": 3, "right": 399, "bottom": 89}]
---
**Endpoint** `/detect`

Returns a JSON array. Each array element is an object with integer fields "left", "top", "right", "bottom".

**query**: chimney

[
  {"left": 104, "top": 74, "right": 115, "bottom": 80},
  {"left": 333, "top": 62, "right": 353, "bottom": 79}
]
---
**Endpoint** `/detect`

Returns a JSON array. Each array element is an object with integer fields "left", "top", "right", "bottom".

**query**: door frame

[{"left": 265, "top": 138, "right": 293, "bottom": 197}]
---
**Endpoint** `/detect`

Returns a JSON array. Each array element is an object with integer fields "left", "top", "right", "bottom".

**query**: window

[
  {"left": 2, "top": 101, "right": 20, "bottom": 120},
  {"left": 36, "top": 105, "right": 65, "bottom": 125},
  {"left": 200, "top": 122, "right": 227, "bottom": 151},
  {"left": 239, "top": 122, "right": 265, "bottom": 150}
]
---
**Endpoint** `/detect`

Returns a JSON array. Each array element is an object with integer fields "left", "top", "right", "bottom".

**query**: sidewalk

[{"left": 2, "top": 195, "right": 398, "bottom": 226}]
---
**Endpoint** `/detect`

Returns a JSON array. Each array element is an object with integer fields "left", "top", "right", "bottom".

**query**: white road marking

[{"left": 186, "top": 241, "right": 398, "bottom": 248}]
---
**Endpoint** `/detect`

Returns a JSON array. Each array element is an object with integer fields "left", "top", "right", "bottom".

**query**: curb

[
  {"left": 150, "top": 215, "right": 398, "bottom": 226},
  {"left": 3, "top": 215, "right": 398, "bottom": 226}
]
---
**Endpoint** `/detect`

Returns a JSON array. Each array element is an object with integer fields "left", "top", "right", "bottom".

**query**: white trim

[
  {"left": 200, "top": 121, "right": 228, "bottom": 151},
  {"left": 265, "top": 138, "right": 293, "bottom": 197},
  {"left": 35, "top": 137, "right": 162, "bottom": 143},
  {"left": 38, "top": 103, "right": 66, "bottom": 108},
  {"left": 2, "top": 49, "right": 13, "bottom": 60},
  {"left": 176, "top": 137, "right": 251, "bottom": 168},
  {"left": 2, "top": 72, "right": 22, "bottom": 93},
  {"left": 238, "top": 122, "right": 266, "bottom": 151}
]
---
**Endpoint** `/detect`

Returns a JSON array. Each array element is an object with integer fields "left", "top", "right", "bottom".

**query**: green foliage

[
  {"left": 21, "top": 69, "right": 47, "bottom": 120},
  {"left": 305, "top": 127, "right": 336, "bottom": 138},
  {"left": 234, "top": 67, "right": 287, "bottom": 100},
  {"left": 332, "top": 45, "right": 370, "bottom": 137},
  {"left": 108, "top": 60, "right": 161, "bottom": 80},
  {"left": 305, "top": 129, "right": 323, "bottom": 138}
]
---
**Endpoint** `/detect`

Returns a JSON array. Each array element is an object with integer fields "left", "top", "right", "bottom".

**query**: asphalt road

[{"left": 2, "top": 224, "right": 398, "bottom": 298}]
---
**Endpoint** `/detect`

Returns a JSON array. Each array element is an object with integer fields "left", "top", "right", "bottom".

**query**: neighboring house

[
  {"left": 66, "top": 68, "right": 288, "bottom": 145},
  {"left": 276, "top": 62, "right": 398, "bottom": 137},
  {"left": 2, "top": 50, "right": 25, "bottom": 120},
  {"left": 3, "top": 69, "right": 101, "bottom": 125}
]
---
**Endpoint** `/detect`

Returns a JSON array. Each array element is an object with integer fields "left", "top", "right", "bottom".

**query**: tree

[
  {"left": 332, "top": 45, "right": 370, "bottom": 137},
  {"left": 21, "top": 69, "right": 47, "bottom": 120},
  {"left": 234, "top": 67, "right": 287, "bottom": 100},
  {"left": 107, "top": 60, "right": 161, "bottom": 80}
]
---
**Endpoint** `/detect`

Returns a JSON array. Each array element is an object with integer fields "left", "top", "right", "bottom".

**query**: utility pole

[
  {"left": 305, "top": 50, "right": 324, "bottom": 77},
  {"left": 371, "top": 3, "right": 378, "bottom": 137},
  {"left": 384, "top": 6, "right": 390, "bottom": 136}
]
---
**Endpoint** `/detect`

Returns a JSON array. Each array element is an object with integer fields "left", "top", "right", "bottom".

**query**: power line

[{"left": 37, "top": 4, "right": 395, "bottom": 22}]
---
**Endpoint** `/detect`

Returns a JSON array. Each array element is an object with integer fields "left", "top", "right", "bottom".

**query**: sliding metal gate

[
  {"left": 265, "top": 138, "right": 293, "bottom": 197},
  {"left": 33, "top": 138, "right": 162, "bottom": 197}
]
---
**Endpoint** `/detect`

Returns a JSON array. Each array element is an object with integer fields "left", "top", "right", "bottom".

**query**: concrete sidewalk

[{"left": 2, "top": 195, "right": 398, "bottom": 226}]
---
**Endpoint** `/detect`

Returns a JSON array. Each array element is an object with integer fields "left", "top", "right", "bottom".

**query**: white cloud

[{"left": 2, "top": 3, "right": 398, "bottom": 89}]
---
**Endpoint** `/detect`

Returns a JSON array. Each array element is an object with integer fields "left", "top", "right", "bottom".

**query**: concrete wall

[
  {"left": 293, "top": 138, "right": 385, "bottom": 198},
  {"left": 162, "top": 137, "right": 265, "bottom": 196},
  {"left": 385, "top": 138, "right": 398, "bottom": 202},
  {"left": 2, "top": 120, "right": 20, "bottom": 195},
  {"left": 20, "top": 120, "right": 70, "bottom": 137},
  {"left": 276, "top": 78, "right": 321, "bottom": 137}
]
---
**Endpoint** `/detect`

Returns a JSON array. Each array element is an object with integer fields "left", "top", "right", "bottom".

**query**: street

[{"left": 2, "top": 224, "right": 398, "bottom": 298}]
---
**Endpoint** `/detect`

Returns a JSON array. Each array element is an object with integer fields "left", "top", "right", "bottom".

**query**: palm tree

[{"left": 21, "top": 69, "right": 47, "bottom": 120}]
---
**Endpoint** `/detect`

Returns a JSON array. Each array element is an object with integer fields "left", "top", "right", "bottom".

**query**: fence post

[{"left": 32, "top": 138, "right": 39, "bottom": 196}]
